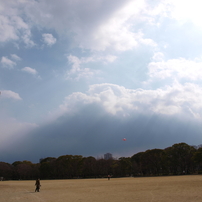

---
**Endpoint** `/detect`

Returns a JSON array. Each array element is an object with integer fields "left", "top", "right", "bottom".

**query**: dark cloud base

[{"left": 2, "top": 103, "right": 202, "bottom": 163}]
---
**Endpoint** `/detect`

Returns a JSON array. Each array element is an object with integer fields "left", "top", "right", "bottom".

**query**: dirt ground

[{"left": 0, "top": 175, "right": 202, "bottom": 202}]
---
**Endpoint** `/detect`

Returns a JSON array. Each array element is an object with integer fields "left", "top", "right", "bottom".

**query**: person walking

[
  {"left": 35, "top": 179, "right": 41, "bottom": 192},
  {"left": 108, "top": 175, "right": 111, "bottom": 180}
]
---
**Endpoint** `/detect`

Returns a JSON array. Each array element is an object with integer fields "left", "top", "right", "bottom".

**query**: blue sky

[{"left": 1, "top": 0, "right": 202, "bottom": 163}]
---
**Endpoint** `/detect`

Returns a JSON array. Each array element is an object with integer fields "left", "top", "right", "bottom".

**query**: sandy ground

[{"left": 0, "top": 175, "right": 202, "bottom": 202}]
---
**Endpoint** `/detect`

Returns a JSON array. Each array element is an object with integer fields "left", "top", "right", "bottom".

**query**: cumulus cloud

[
  {"left": 1, "top": 0, "right": 199, "bottom": 51},
  {"left": 4, "top": 83, "right": 202, "bottom": 163},
  {"left": 21, "top": 66, "right": 41, "bottom": 79},
  {"left": 10, "top": 54, "right": 21, "bottom": 61},
  {"left": 42, "top": 33, "right": 57, "bottom": 46},
  {"left": 152, "top": 52, "right": 165, "bottom": 62},
  {"left": 0, "top": 56, "right": 16, "bottom": 68},
  {"left": 21, "top": 29, "right": 35, "bottom": 47},
  {"left": 23, "top": 0, "right": 155, "bottom": 51},
  {"left": 0, "top": 90, "right": 22, "bottom": 100},
  {"left": 66, "top": 54, "right": 116, "bottom": 80},
  {"left": 22, "top": 66, "right": 37, "bottom": 75},
  {"left": 0, "top": 15, "right": 19, "bottom": 42},
  {"left": 0, "top": 1, "right": 35, "bottom": 46},
  {"left": 58, "top": 83, "right": 202, "bottom": 119},
  {"left": 168, "top": 0, "right": 202, "bottom": 27},
  {"left": 148, "top": 56, "right": 202, "bottom": 81},
  {"left": 66, "top": 55, "right": 94, "bottom": 80}
]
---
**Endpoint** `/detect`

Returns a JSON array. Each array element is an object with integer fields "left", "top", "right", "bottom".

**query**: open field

[{"left": 0, "top": 175, "right": 202, "bottom": 202}]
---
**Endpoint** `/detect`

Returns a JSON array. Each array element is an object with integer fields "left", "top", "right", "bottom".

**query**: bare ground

[{"left": 0, "top": 175, "right": 202, "bottom": 202}]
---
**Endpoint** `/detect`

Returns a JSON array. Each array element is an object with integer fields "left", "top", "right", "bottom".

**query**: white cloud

[
  {"left": 152, "top": 52, "right": 165, "bottom": 62},
  {"left": 66, "top": 54, "right": 116, "bottom": 80},
  {"left": 58, "top": 83, "right": 202, "bottom": 119},
  {"left": 0, "top": 90, "right": 22, "bottom": 100},
  {"left": 103, "top": 55, "right": 117, "bottom": 63},
  {"left": 72, "top": 0, "right": 148, "bottom": 51},
  {"left": 42, "top": 33, "right": 57, "bottom": 46},
  {"left": 21, "top": 29, "right": 35, "bottom": 48},
  {"left": 0, "top": 15, "right": 19, "bottom": 42},
  {"left": 0, "top": 56, "right": 16, "bottom": 68},
  {"left": 23, "top": 0, "right": 155, "bottom": 51},
  {"left": 148, "top": 57, "right": 202, "bottom": 81},
  {"left": 0, "top": 1, "right": 35, "bottom": 46},
  {"left": 168, "top": 0, "right": 202, "bottom": 27},
  {"left": 140, "top": 0, "right": 202, "bottom": 28},
  {"left": 67, "top": 55, "right": 81, "bottom": 73},
  {"left": 11, "top": 54, "right": 21, "bottom": 61},
  {"left": 2, "top": 0, "right": 199, "bottom": 51},
  {"left": 22, "top": 66, "right": 37, "bottom": 75}
]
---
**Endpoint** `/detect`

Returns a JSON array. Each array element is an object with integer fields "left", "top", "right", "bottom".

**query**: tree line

[{"left": 1, "top": 142, "right": 202, "bottom": 180}]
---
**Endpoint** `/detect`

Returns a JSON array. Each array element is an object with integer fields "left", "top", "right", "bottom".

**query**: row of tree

[{"left": 1, "top": 142, "right": 202, "bottom": 180}]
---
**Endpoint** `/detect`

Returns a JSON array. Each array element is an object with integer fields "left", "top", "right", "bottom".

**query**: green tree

[
  {"left": 12, "top": 161, "right": 34, "bottom": 180},
  {"left": 131, "top": 152, "right": 145, "bottom": 176},
  {"left": 144, "top": 149, "right": 167, "bottom": 175},
  {"left": 192, "top": 147, "right": 202, "bottom": 173},
  {"left": 165, "top": 143, "right": 196, "bottom": 174},
  {"left": 55, "top": 155, "right": 83, "bottom": 179},
  {"left": 40, "top": 157, "right": 56, "bottom": 179},
  {"left": 82, "top": 156, "right": 96, "bottom": 178},
  {"left": 118, "top": 157, "right": 132, "bottom": 177},
  {"left": 0, "top": 162, "right": 13, "bottom": 180}
]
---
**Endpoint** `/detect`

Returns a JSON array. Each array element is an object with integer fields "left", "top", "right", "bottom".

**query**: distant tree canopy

[{"left": 1, "top": 142, "right": 202, "bottom": 180}]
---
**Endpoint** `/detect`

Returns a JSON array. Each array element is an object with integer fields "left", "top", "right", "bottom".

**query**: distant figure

[
  {"left": 108, "top": 175, "right": 111, "bottom": 180},
  {"left": 35, "top": 179, "right": 41, "bottom": 192}
]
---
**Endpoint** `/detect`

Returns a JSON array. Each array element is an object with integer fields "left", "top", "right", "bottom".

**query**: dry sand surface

[{"left": 0, "top": 175, "right": 202, "bottom": 202}]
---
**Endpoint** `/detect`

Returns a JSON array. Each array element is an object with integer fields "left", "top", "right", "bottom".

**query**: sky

[{"left": 1, "top": 0, "right": 202, "bottom": 163}]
